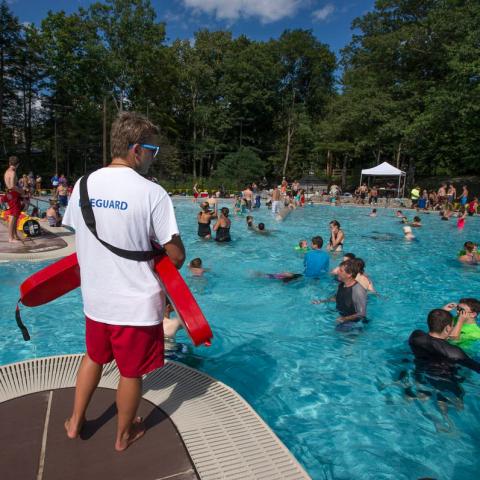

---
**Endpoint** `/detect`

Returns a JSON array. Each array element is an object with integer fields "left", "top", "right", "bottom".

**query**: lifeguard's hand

[
  {"left": 336, "top": 316, "right": 345, "bottom": 323},
  {"left": 312, "top": 299, "right": 325, "bottom": 304}
]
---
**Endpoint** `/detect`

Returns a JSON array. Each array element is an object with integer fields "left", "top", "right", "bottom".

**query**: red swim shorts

[
  {"left": 4, "top": 190, "right": 22, "bottom": 217},
  {"left": 85, "top": 317, "right": 164, "bottom": 378}
]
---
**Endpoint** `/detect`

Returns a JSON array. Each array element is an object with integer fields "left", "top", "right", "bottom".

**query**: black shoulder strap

[{"left": 79, "top": 173, "right": 160, "bottom": 261}]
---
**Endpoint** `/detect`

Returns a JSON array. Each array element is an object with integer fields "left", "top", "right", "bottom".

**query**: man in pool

[
  {"left": 409, "top": 309, "right": 480, "bottom": 375},
  {"left": 313, "top": 260, "right": 367, "bottom": 328},
  {"left": 304, "top": 236, "right": 329, "bottom": 278},
  {"left": 271, "top": 185, "right": 282, "bottom": 216},
  {"left": 62, "top": 112, "right": 185, "bottom": 451},
  {"left": 330, "top": 253, "right": 356, "bottom": 275}
]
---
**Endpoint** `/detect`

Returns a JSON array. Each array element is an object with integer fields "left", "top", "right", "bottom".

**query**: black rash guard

[
  {"left": 336, "top": 282, "right": 367, "bottom": 319},
  {"left": 409, "top": 330, "right": 480, "bottom": 375}
]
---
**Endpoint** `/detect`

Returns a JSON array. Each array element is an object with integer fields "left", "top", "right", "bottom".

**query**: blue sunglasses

[{"left": 129, "top": 143, "right": 160, "bottom": 157}]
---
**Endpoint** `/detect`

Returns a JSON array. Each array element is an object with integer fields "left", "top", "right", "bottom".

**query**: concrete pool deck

[
  {"left": 0, "top": 222, "right": 75, "bottom": 261},
  {"left": 0, "top": 355, "right": 311, "bottom": 480}
]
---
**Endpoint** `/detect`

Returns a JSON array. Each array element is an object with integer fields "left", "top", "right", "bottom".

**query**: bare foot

[
  {"left": 8, "top": 238, "right": 23, "bottom": 243},
  {"left": 65, "top": 417, "right": 84, "bottom": 439},
  {"left": 115, "top": 417, "right": 145, "bottom": 452}
]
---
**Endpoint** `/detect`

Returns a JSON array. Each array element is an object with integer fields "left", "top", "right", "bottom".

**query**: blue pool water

[{"left": 1, "top": 200, "right": 480, "bottom": 479}]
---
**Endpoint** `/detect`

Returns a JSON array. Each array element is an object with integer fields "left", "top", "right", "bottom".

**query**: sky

[{"left": 7, "top": 0, "right": 376, "bottom": 58}]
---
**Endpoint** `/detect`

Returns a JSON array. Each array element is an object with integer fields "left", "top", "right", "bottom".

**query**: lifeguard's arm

[
  {"left": 163, "top": 235, "right": 185, "bottom": 269},
  {"left": 213, "top": 218, "right": 220, "bottom": 231}
]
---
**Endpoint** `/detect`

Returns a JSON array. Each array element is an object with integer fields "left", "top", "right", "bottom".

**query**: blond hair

[{"left": 110, "top": 112, "right": 159, "bottom": 159}]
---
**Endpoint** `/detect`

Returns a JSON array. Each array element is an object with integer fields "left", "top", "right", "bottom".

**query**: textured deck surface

[
  {"left": 0, "top": 388, "right": 198, "bottom": 480},
  {"left": 0, "top": 355, "right": 311, "bottom": 480}
]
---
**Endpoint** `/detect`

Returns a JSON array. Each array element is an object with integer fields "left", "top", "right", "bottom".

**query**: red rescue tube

[
  {"left": 20, "top": 253, "right": 81, "bottom": 307},
  {"left": 19, "top": 254, "right": 213, "bottom": 346}
]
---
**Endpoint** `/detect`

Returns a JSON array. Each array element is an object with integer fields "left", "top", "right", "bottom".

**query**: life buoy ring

[{"left": 18, "top": 253, "right": 213, "bottom": 346}]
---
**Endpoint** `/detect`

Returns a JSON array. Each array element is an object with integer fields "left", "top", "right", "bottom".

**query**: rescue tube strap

[
  {"left": 15, "top": 301, "right": 31, "bottom": 341},
  {"left": 80, "top": 173, "right": 162, "bottom": 261}
]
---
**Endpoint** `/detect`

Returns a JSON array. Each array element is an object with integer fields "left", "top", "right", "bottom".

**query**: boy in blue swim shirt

[{"left": 304, "top": 236, "right": 329, "bottom": 278}]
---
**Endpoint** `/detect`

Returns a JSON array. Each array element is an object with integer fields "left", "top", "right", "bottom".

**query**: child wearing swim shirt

[
  {"left": 444, "top": 299, "right": 480, "bottom": 348},
  {"left": 295, "top": 239, "right": 308, "bottom": 251}
]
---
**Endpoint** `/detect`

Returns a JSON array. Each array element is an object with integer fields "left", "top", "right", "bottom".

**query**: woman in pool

[
  {"left": 351, "top": 258, "right": 376, "bottom": 293},
  {"left": 197, "top": 201, "right": 217, "bottom": 239},
  {"left": 327, "top": 220, "right": 344, "bottom": 253},
  {"left": 214, "top": 207, "right": 231, "bottom": 242}
]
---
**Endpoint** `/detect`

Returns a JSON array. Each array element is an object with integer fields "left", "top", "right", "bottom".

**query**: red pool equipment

[{"left": 18, "top": 253, "right": 213, "bottom": 347}]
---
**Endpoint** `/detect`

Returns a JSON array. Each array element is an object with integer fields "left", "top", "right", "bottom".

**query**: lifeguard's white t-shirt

[{"left": 63, "top": 167, "right": 179, "bottom": 326}]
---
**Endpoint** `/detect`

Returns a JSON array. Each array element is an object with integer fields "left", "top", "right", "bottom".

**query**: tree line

[{"left": 1, "top": 0, "right": 478, "bottom": 189}]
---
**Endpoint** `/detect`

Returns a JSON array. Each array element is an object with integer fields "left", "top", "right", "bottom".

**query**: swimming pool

[{"left": 1, "top": 200, "right": 479, "bottom": 479}]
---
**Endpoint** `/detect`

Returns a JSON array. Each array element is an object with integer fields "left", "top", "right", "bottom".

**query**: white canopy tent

[{"left": 359, "top": 161, "right": 406, "bottom": 198}]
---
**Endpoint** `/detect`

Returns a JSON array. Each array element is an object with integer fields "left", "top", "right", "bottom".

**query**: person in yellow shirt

[{"left": 410, "top": 186, "right": 420, "bottom": 207}]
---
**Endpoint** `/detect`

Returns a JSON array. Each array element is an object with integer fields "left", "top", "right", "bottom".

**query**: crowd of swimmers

[{"left": 188, "top": 180, "right": 480, "bottom": 404}]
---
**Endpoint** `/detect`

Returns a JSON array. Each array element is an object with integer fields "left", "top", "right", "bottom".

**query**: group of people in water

[
  {"left": 197, "top": 201, "right": 231, "bottom": 242},
  {"left": 191, "top": 182, "right": 480, "bottom": 402}
]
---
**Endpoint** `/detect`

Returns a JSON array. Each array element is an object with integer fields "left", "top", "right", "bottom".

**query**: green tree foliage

[
  {"left": 0, "top": 1, "right": 21, "bottom": 153},
  {"left": 326, "top": 0, "right": 480, "bottom": 178},
  {"left": 1, "top": 0, "right": 478, "bottom": 185},
  {"left": 214, "top": 147, "right": 265, "bottom": 186}
]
